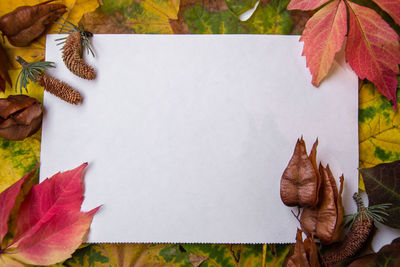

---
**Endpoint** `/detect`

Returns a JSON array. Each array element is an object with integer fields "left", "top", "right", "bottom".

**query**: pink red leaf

[
  {"left": 8, "top": 208, "right": 99, "bottom": 265},
  {"left": 288, "top": 0, "right": 330, "bottom": 11},
  {"left": 300, "top": 0, "right": 347, "bottom": 86},
  {"left": 346, "top": 1, "right": 400, "bottom": 108},
  {"left": 372, "top": 0, "right": 400, "bottom": 25},
  {"left": 12, "top": 163, "right": 87, "bottom": 243},
  {"left": 0, "top": 167, "right": 37, "bottom": 243},
  {"left": 0, "top": 255, "right": 25, "bottom": 267}
]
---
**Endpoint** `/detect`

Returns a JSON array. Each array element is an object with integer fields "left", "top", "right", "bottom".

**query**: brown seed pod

[
  {"left": 0, "top": 43, "right": 11, "bottom": 92},
  {"left": 0, "top": 0, "right": 66, "bottom": 47},
  {"left": 36, "top": 73, "right": 82, "bottom": 104},
  {"left": 322, "top": 193, "right": 375, "bottom": 266},
  {"left": 0, "top": 95, "right": 43, "bottom": 140},
  {"left": 280, "top": 137, "right": 320, "bottom": 207},
  {"left": 62, "top": 31, "right": 96, "bottom": 80}
]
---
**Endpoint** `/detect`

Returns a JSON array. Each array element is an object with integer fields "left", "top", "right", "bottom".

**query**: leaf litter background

[{"left": 0, "top": 0, "right": 399, "bottom": 266}]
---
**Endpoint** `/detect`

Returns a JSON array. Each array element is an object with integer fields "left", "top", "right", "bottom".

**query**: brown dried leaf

[
  {"left": 284, "top": 229, "right": 311, "bottom": 267},
  {"left": 280, "top": 137, "right": 319, "bottom": 207},
  {"left": 301, "top": 164, "right": 344, "bottom": 244},
  {"left": 304, "top": 236, "right": 320, "bottom": 267},
  {"left": 0, "top": 95, "right": 43, "bottom": 140},
  {"left": 0, "top": 43, "right": 11, "bottom": 92},
  {"left": 0, "top": 0, "right": 66, "bottom": 47}
]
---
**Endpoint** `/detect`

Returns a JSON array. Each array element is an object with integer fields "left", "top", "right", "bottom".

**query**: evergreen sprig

[{"left": 15, "top": 56, "right": 55, "bottom": 93}]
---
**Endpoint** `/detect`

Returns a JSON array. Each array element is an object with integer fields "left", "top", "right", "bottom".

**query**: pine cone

[
  {"left": 37, "top": 73, "right": 82, "bottom": 104},
  {"left": 62, "top": 31, "right": 95, "bottom": 80},
  {"left": 322, "top": 193, "right": 374, "bottom": 266}
]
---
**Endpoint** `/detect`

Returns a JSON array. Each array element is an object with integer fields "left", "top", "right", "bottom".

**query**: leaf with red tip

[
  {"left": 287, "top": 0, "right": 330, "bottom": 10},
  {"left": 372, "top": 0, "right": 400, "bottom": 25},
  {"left": 8, "top": 208, "right": 99, "bottom": 265},
  {"left": 345, "top": 1, "right": 400, "bottom": 108},
  {"left": 11, "top": 163, "right": 88, "bottom": 242},
  {"left": 0, "top": 166, "right": 37, "bottom": 243},
  {"left": 300, "top": 0, "right": 347, "bottom": 86}
]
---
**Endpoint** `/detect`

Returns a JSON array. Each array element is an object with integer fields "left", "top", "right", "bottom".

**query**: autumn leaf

[
  {"left": 360, "top": 160, "right": 400, "bottom": 229},
  {"left": 287, "top": 0, "right": 329, "bottom": 11},
  {"left": 0, "top": 163, "right": 100, "bottom": 266},
  {"left": 283, "top": 229, "right": 310, "bottom": 267},
  {"left": 346, "top": 0, "right": 400, "bottom": 109},
  {"left": 372, "top": 0, "right": 400, "bottom": 26},
  {"left": 298, "top": 0, "right": 347, "bottom": 86}
]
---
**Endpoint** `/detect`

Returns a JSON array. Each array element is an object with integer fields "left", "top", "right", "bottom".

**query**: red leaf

[
  {"left": 300, "top": 0, "right": 347, "bottom": 86},
  {"left": 12, "top": 163, "right": 87, "bottom": 242},
  {"left": 0, "top": 167, "right": 37, "bottom": 243},
  {"left": 8, "top": 208, "right": 99, "bottom": 265},
  {"left": 372, "top": 0, "right": 400, "bottom": 25},
  {"left": 345, "top": 1, "right": 400, "bottom": 108},
  {"left": 288, "top": 0, "right": 330, "bottom": 10}
]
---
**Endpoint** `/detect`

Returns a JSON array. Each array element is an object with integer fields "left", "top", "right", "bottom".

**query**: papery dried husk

[
  {"left": 0, "top": 95, "right": 42, "bottom": 140},
  {"left": 0, "top": 43, "right": 11, "bottom": 92},
  {"left": 0, "top": 1, "right": 66, "bottom": 46},
  {"left": 281, "top": 138, "right": 320, "bottom": 207},
  {"left": 301, "top": 164, "right": 344, "bottom": 244},
  {"left": 283, "top": 229, "right": 311, "bottom": 267}
]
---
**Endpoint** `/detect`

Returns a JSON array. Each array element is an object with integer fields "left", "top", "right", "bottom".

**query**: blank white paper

[{"left": 41, "top": 35, "right": 358, "bottom": 243}]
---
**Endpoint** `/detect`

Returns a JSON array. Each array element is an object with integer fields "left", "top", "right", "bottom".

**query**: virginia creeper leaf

[
  {"left": 0, "top": 166, "right": 36, "bottom": 243},
  {"left": 372, "top": 0, "right": 400, "bottom": 26},
  {"left": 300, "top": 0, "right": 347, "bottom": 86},
  {"left": 280, "top": 138, "right": 319, "bottom": 207},
  {"left": 287, "top": 0, "right": 330, "bottom": 11},
  {"left": 345, "top": 1, "right": 400, "bottom": 109},
  {"left": 360, "top": 160, "right": 400, "bottom": 229}
]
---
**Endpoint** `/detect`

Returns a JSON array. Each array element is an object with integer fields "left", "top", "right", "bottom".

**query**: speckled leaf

[
  {"left": 359, "top": 79, "right": 400, "bottom": 190},
  {"left": 224, "top": 0, "right": 259, "bottom": 16},
  {"left": 245, "top": 0, "right": 293, "bottom": 34},
  {"left": 263, "top": 244, "right": 291, "bottom": 266}
]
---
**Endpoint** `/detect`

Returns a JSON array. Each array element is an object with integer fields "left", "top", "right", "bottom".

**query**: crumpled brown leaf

[
  {"left": 281, "top": 137, "right": 320, "bottom": 207},
  {"left": 0, "top": 0, "right": 66, "bottom": 47},
  {"left": 0, "top": 95, "right": 43, "bottom": 140},
  {"left": 0, "top": 43, "right": 11, "bottom": 92},
  {"left": 300, "top": 164, "right": 344, "bottom": 244}
]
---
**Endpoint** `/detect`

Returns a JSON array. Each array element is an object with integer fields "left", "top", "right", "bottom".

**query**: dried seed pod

[
  {"left": 62, "top": 31, "right": 95, "bottom": 80},
  {"left": 0, "top": 1, "right": 66, "bottom": 47},
  {"left": 283, "top": 229, "right": 311, "bottom": 267},
  {"left": 322, "top": 193, "right": 375, "bottom": 266},
  {"left": 0, "top": 43, "right": 11, "bottom": 92},
  {"left": 0, "top": 95, "right": 43, "bottom": 140},
  {"left": 280, "top": 137, "right": 320, "bottom": 207},
  {"left": 15, "top": 56, "right": 82, "bottom": 105},
  {"left": 36, "top": 73, "right": 82, "bottom": 104},
  {"left": 57, "top": 18, "right": 96, "bottom": 80}
]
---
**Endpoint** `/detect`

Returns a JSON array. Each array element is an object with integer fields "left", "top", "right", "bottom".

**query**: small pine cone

[
  {"left": 37, "top": 74, "right": 82, "bottom": 104},
  {"left": 322, "top": 193, "right": 374, "bottom": 266},
  {"left": 62, "top": 31, "right": 96, "bottom": 80}
]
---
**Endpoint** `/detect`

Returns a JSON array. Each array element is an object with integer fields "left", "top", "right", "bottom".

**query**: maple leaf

[
  {"left": 0, "top": 163, "right": 100, "bottom": 266},
  {"left": 345, "top": 1, "right": 400, "bottom": 108}
]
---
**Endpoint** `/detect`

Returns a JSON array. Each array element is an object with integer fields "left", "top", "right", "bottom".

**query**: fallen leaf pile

[
  {"left": 0, "top": 163, "right": 99, "bottom": 266},
  {"left": 0, "top": 95, "right": 43, "bottom": 141},
  {"left": 288, "top": 0, "right": 400, "bottom": 108},
  {"left": 0, "top": 0, "right": 66, "bottom": 47}
]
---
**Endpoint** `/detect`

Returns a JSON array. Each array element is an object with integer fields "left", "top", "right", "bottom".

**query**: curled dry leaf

[
  {"left": 0, "top": 43, "right": 11, "bottom": 92},
  {"left": 300, "top": 164, "right": 344, "bottom": 244},
  {"left": 0, "top": 95, "right": 43, "bottom": 141},
  {"left": 0, "top": 0, "right": 66, "bottom": 47},
  {"left": 283, "top": 229, "right": 310, "bottom": 267},
  {"left": 281, "top": 137, "right": 320, "bottom": 207}
]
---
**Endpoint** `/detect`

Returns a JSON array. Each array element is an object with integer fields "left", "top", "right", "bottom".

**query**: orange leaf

[
  {"left": 372, "top": 0, "right": 400, "bottom": 25},
  {"left": 345, "top": 1, "right": 400, "bottom": 108},
  {"left": 288, "top": 0, "right": 330, "bottom": 11},
  {"left": 300, "top": 0, "right": 347, "bottom": 86}
]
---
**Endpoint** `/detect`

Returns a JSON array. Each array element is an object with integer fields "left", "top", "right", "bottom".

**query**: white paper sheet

[{"left": 41, "top": 35, "right": 358, "bottom": 243}]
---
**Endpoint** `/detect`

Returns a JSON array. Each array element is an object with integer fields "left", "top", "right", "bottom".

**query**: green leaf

[
  {"left": 360, "top": 161, "right": 400, "bottom": 229},
  {"left": 224, "top": 0, "right": 259, "bottom": 16}
]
